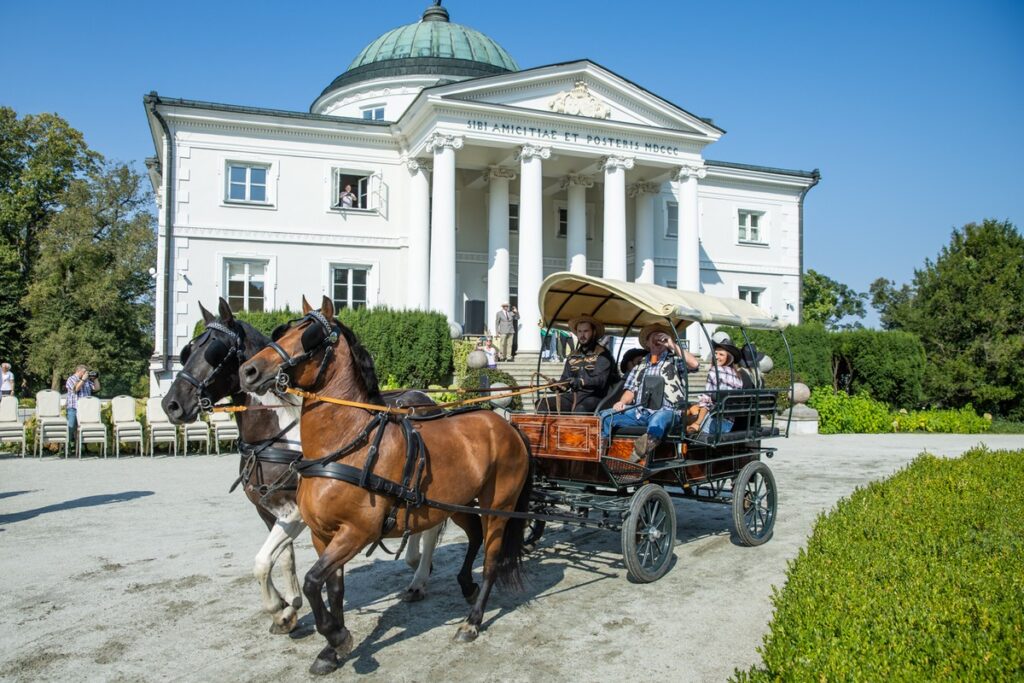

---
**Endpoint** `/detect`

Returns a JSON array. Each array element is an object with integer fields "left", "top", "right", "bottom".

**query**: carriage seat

[{"left": 592, "top": 380, "right": 626, "bottom": 415}]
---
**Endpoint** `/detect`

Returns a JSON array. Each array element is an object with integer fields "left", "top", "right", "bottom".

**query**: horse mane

[
  {"left": 231, "top": 318, "right": 270, "bottom": 355},
  {"left": 336, "top": 322, "right": 384, "bottom": 404}
]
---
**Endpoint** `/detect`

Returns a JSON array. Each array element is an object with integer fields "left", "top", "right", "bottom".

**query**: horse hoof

[
  {"left": 453, "top": 624, "right": 479, "bottom": 643},
  {"left": 268, "top": 609, "right": 298, "bottom": 634},
  {"left": 400, "top": 588, "right": 426, "bottom": 603},
  {"left": 309, "top": 649, "right": 339, "bottom": 676},
  {"left": 463, "top": 584, "right": 480, "bottom": 605}
]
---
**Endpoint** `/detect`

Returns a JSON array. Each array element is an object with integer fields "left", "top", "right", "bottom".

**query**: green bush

[
  {"left": 193, "top": 307, "right": 453, "bottom": 388},
  {"left": 719, "top": 322, "right": 832, "bottom": 390},
  {"left": 807, "top": 387, "right": 891, "bottom": 434},
  {"left": 891, "top": 406, "right": 990, "bottom": 434},
  {"left": 458, "top": 368, "right": 522, "bottom": 411},
  {"left": 734, "top": 447, "right": 1024, "bottom": 681},
  {"left": 832, "top": 328, "right": 926, "bottom": 407},
  {"left": 451, "top": 339, "right": 477, "bottom": 385}
]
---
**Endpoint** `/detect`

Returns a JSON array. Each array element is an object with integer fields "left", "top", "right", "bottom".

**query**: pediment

[{"left": 425, "top": 61, "right": 721, "bottom": 138}]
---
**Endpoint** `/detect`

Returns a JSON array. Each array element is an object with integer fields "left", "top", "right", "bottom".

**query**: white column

[
  {"left": 674, "top": 162, "right": 707, "bottom": 353},
  {"left": 601, "top": 155, "right": 634, "bottom": 281},
  {"left": 516, "top": 144, "right": 549, "bottom": 353},
  {"left": 405, "top": 157, "right": 431, "bottom": 310},
  {"left": 427, "top": 133, "right": 463, "bottom": 322},
  {"left": 486, "top": 167, "right": 516, "bottom": 334},
  {"left": 629, "top": 181, "right": 659, "bottom": 283},
  {"left": 562, "top": 174, "right": 592, "bottom": 274}
]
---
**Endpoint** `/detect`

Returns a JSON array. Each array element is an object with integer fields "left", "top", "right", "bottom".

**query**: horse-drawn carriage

[{"left": 509, "top": 273, "right": 791, "bottom": 582}]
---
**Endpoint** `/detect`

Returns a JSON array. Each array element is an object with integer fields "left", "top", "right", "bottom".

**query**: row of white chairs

[{"left": 0, "top": 392, "right": 240, "bottom": 458}]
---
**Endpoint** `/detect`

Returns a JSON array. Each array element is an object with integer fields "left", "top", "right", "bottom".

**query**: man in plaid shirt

[
  {"left": 600, "top": 323, "right": 699, "bottom": 462},
  {"left": 66, "top": 365, "right": 100, "bottom": 451}
]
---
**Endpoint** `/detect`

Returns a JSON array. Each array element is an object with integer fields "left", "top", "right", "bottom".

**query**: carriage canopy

[{"left": 538, "top": 272, "right": 786, "bottom": 335}]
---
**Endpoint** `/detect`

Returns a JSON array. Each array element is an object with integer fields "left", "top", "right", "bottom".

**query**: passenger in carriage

[
  {"left": 686, "top": 340, "right": 745, "bottom": 434},
  {"left": 599, "top": 323, "right": 700, "bottom": 462},
  {"left": 536, "top": 315, "right": 617, "bottom": 414}
]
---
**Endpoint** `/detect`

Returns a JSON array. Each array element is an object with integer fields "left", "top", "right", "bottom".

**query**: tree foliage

[
  {"left": 801, "top": 268, "right": 867, "bottom": 329},
  {"left": 868, "top": 277, "right": 914, "bottom": 331},
  {"left": 22, "top": 161, "right": 156, "bottom": 395}
]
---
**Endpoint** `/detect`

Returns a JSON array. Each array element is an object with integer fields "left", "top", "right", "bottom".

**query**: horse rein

[{"left": 177, "top": 321, "right": 247, "bottom": 413}]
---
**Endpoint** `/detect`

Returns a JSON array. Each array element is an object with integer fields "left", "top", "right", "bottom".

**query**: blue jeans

[
  {"left": 599, "top": 407, "right": 677, "bottom": 440},
  {"left": 67, "top": 407, "right": 78, "bottom": 445}
]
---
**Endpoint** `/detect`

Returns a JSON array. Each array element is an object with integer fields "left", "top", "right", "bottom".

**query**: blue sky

[{"left": 2, "top": 0, "right": 1021, "bottom": 326}]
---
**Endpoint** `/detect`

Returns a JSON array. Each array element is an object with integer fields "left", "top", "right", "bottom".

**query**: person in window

[
  {"left": 339, "top": 183, "right": 357, "bottom": 209},
  {"left": 0, "top": 362, "right": 14, "bottom": 397},
  {"left": 536, "top": 316, "right": 616, "bottom": 414},
  {"left": 686, "top": 340, "right": 745, "bottom": 434},
  {"left": 599, "top": 323, "right": 699, "bottom": 462},
  {"left": 65, "top": 365, "right": 100, "bottom": 452}
]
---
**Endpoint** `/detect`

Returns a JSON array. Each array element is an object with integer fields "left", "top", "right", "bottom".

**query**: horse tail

[{"left": 495, "top": 424, "right": 535, "bottom": 590}]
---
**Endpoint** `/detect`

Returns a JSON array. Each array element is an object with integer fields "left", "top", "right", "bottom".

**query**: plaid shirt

[
  {"left": 698, "top": 364, "right": 745, "bottom": 409},
  {"left": 65, "top": 375, "right": 94, "bottom": 410},
  {"left": 624, "top": 351, "right": 696, "bottom": 411}
]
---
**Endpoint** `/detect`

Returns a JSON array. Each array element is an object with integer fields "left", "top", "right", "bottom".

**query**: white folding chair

[
  {"left": 0, "top": 396, "right": 27, "bottom": 457},
  {"left": 209, "top": 410, "right": 239, "bottom": 455},
  {"left": 146, "top": 397, "right": 178, "bottom": 457},
  {"left": 76, "top": 396, "right": 108, "bottom": 458},
  {"left": 181, "top": 418, "right": 210, "bottom": 455},
  {"left": 34, "top": 389, "right": 68, "bottom": 457},
  {"left": 111, "top": 395, "right": 144, "bottom": 457}
]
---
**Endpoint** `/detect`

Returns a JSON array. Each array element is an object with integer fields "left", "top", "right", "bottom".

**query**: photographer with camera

[{"left": 65, "top": 365, "right": 100, "bottom": 453}]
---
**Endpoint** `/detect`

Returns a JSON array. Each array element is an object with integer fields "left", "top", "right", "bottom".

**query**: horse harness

[
  {"left": 178, "top": 321, "right": 247, "bottom": 413},
  {"left": 268, "top": 310, "right": 339, "bottom": 392},
  {"left": 229, "top": 418, "right": 303, "bottom": 498}
]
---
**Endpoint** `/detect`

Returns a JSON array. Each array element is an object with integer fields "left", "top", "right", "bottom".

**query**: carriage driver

[
  {"left": 536, "top": 315, "right": 617, "bottom": 414},
  {"left": 599, "top": 323, "right": 700, "bottom": 463}
]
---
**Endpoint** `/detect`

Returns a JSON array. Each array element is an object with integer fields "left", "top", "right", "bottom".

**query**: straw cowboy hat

[
  {"left": 638, "top": 322, "right": 677, "bottom": 349},
  {"left": 568, "top": 314, "right": 605, "bottom": 339},
  {"left": 712, "top": 340, "right": 743, "bottom": 365}
]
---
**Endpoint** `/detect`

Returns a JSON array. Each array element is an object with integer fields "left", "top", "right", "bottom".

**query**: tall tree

[
  {"left": 907, "top": 219, "right": 1024, "bottom": 417},
  {"left": 801, "top": 269, "right": 867, "bottom": 329},
  {"left": 869, "top": 277, "right": 915, "bottom": 331},
  {"left": 22, "top": 161, "right": 156, "bottom": 394}
]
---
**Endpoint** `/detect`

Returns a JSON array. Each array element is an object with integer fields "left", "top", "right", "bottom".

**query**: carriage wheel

[
  {"left": 621, "top": 484, "right": 676, "bottom": 583},
  {"left": 523, "top": 519, "right": 545, "bottom": 550},
  {"left": 731, "top": 461, "right": 777, "bottom": 546}
]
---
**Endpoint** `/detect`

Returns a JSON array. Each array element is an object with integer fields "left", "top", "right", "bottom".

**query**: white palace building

[{"left": 144, "top": 2, "right": 819, "bottom": 393}]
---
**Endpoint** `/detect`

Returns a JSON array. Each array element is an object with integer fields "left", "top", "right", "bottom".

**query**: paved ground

[{"left": 1, "top": 433, "right": 1021, "bottom": 682}]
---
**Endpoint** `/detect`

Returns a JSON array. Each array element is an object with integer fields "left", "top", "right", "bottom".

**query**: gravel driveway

[{"left": 1, "top": 433, "right": 1021, "bottom": 682}]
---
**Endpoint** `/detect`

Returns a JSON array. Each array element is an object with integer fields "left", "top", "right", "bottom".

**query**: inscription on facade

[{"left": 465, "top": 119, "right": 681, "bottom": 157}]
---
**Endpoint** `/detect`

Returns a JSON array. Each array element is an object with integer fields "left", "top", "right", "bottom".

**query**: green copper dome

[{"left": 316, "top": 3, "right": 518, "bottom": 102}]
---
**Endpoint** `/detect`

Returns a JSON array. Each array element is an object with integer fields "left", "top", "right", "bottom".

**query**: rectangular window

[
  {"left": 557, "top": 207, "right": 568, "bottom": 237},
  {"left": 738, "top": 287, "right": 763, "bottom": 306},
  {"left": 333, "top": 170, "right": 378, "bottom": 210},
  {"left": 666, "top": 201, "right": 679, "bottom": 238},
  {"left": 738, "top": 211, "right": 765, "bottom": 243},
  {"left": 227, "top": 164, "right": 268, "bottom": 203},
  {"left": 508, "top": 203, "right": 519, "bottom": 232},
  {"left": 225, "top": 259, "right": 267, "bottom": 312},
  {"left": 332, "top": 267, "right": 368, "bottom": 310},
  {"left": 361, "top": 106, "right": 385, "bottom": 120},
  {"left": 553, "top": 203, "right": 594, "bottom": 239}
]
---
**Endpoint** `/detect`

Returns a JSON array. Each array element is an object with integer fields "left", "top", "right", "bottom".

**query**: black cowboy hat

[
  {"left": 712, "top": 340, "right": 743, "bottom": 365},
  {"left": 739, "top": 342, "right": 766, "bottom": 368}
]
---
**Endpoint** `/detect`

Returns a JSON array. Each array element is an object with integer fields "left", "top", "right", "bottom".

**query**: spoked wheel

[
  {"left": 621, "top": 484, "right": 676, "bottom": 583},
  {"left": 523, "top": 518, "right": 545, "bottom": 550},
  {"left": 731, "top": 461, "right": 777, "bottom": 546}
]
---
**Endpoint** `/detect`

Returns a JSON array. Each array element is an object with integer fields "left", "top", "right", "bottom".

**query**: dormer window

[{"left": 361, "top": 105, "right": 385, "bottom": 121}]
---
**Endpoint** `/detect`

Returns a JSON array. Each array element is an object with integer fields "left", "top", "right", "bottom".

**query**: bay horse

[
  {"left": 239, "top": 296, "right": 532, "bottom": 675},
  {"left": 161, "top": 298, "right": 448, "bottom": 635}
]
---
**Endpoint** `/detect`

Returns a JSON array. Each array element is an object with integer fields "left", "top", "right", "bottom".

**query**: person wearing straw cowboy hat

[
  {"left": 537, "top": 314, "right": 617, "bottom": 414},
  {"left": 599, "top": 322, "right": 700, "bottom": 463},
  {"left": 686, "top": 339, "right": 745, "bottom": 435}
]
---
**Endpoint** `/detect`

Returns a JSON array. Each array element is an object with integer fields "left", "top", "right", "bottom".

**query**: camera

[{"left": 88, "top": 371, "right": 99, "bottom": 379}]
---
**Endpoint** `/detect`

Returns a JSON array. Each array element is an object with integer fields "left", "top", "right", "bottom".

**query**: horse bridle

[
  {"left": 268, "top": 310, "right": 340, "bottom": 392},
  {"left": 178, "top": 321, "right": 247, "bottom": 412}
]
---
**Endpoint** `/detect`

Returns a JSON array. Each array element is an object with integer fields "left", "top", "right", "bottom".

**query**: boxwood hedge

[{"left": 733, "top": 447, "right": 1024, "bottom": 681}]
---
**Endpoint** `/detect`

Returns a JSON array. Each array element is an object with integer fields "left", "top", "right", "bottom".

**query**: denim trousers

[
  {"left": 66, "top": 407, "right": 78, "bottom": 445},
  {"left": 599, "top": 407, "right": 676, "bottom": 440}
]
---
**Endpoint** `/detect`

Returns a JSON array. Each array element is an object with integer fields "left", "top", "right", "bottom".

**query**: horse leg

[
  {"left": 254, "top": 507, "right": 306, "bottom": 634},
  {"left": 450, "top": 512, "right": 483, "bottom": 604},
  {"left": 400, "top": 525, "right": 441, "bottom": 603},
  {"left": 304, "top": 534, "right": 366, "bottom": 676},
  {"left": 454, "top": 514, "right": 507, "bottom": 643},
  {"left": 403, "top": 531, "right": 422, "bottom": 571}
]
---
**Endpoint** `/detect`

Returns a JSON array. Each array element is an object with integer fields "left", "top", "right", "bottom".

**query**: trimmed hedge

[
  {"left": 192, "top": 307, "right": 453, "bottom": 388},
  {"left": 832, "top": 328, "right": 925, "bottom": 407},
  {"left": 808, "top": 387, "right": 992, "bottom": 434},
  {"left": 734, "top": 447, "right": 1024, "bottom": 681},
  {"left": 718, "top": 322, "right": 832, "bottom": 390}
]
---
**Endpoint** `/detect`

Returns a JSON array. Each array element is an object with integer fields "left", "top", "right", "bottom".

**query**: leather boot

[{"left": 629, "top": 434, "right": 659, "bottom": 464}]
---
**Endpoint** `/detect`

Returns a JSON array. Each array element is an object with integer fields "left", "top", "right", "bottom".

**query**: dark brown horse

[{"left": 239, "top": 297, "right": 532, "bottom": 675}]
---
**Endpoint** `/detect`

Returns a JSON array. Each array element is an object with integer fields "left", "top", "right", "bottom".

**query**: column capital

[
  {"left": 515, "top": 144, "right": 551, "bottom": 162},
  {"left": 673, "top": 162, "right": 707, "bottom": 181},
  {"left": 485, "top": 166, "right": 517, "bottom": 182},
  {"left": 600, "top": 155, "right": 635, "bottom": 172},
  {"left": 627, "top": 181, "right": 661, "bottom": 198},
  {"left": 425, "top": 133, "right": 464, "bottom": 153},
  {"left": 561, "top": 173, "right": 595, "bottom": 190},
  {"left": 402, "top": 155, "right": 431, "bottom": 173}
]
